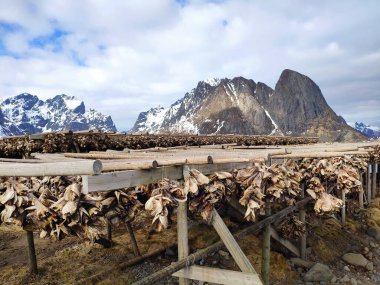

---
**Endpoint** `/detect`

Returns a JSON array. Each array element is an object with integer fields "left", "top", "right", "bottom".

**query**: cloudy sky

[{"left": 0, "top": 0, "right": 379, "bottom": 131}]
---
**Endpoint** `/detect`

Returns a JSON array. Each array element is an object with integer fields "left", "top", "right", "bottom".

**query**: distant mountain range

[
  {"left": 0, "top": 93, "right": 117, "bottom": 136},
  {"left": 130, "top": 69, "right": 366, "bottom": 142},
  {"left": 349, "top": 122, "right": 380, "bottom": 140}
]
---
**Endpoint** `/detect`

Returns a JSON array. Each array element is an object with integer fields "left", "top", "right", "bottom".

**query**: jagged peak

[{"left": 204, "top": 78, "right": 221, "bottom": 87}]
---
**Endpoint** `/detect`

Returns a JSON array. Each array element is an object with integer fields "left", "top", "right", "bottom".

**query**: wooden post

[
  {"left": 373, "top": 163, "right": 377, "bottom": 199},
  {"left": 26, "top": 230, "right": 38, "bottom": 274},
  {"left": 126, "top": 221, "right": 140, "bottom": 257},
  {"left": 177, "top": 201, "right": 189, "bottom": 285},
  {"left": 299, "top": 183, "right": 307, "bottom": 259},
  {"left": 359, "top": 173, "right": 364, "bottom": 208},
  {"left": 262, "top": 203, "right": 271, "bottom": 285},
  {"left": 211, "top": 209, "right": 256, "bottom": 274},
  {"left": 341, "top": 189, "right": 346, "bottom": 224},
  {"left": 107, "top": 220, "right": 112, "bottom": 245},
  {"left": 367, "top": 166, "right": 372, "bottom": 204}
]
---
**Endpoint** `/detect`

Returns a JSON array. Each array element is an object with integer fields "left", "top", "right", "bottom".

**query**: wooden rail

[
  {"left": 82, "top": 160, "right": 255, "bottom": 193},
  {"left": 0, "top": 160, "right": 102, "bottom": 176}
]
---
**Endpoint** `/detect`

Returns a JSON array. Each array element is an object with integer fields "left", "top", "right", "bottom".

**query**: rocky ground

[{"left": 1, "top": 194, "right": 380, "bottom": 285}]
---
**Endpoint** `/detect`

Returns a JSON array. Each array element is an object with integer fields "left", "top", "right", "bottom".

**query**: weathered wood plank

[
  {"left": 0, "top": 160, "right": 102, "bottom": 177},
  {"left": 269, "top": 226, "right": 300, "bottom": 257},
  {"left": 261, "top": 204, "right": 271, "bottom": 285},
  {"left": 211, "top": 209, "right": 256, "bottom": 273},
  {"left": 26, "top": 230, "right": 38, "bottom": 274},
  {"left": 372, "top": 163, "right": 377, "bottom": 198},
  {"left": 173, "top": 266, "right": 262, "bottom": 285},
  {"left": 85, "top": 161, "right": 253, "bottom": 193},
  {"left": 299, "top": 183, "right": 307, "bottom": 259},
  {"left": 177, "top": 198, "right": 189, "bottom": 285},
  {"left": 367, "top": 166, "right": 372, "bottom": 203},
  {"left": 271, "top": 151, "right": 369, "bottom": 159}
]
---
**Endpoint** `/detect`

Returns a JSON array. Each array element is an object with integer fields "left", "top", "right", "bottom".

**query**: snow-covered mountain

[
  {"left": 348, "top": 122, "right": 380, "bottom": 140},
  {"left": 0, "top": 93, "right": 117, "bottom": 136},
  {"left": 130, "top": 70, "right": 365, "bottom": 142}
]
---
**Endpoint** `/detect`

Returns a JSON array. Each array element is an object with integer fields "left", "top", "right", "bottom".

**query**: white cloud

[{"left": 0, "top": 0, "right": 379, "bottom": 130}]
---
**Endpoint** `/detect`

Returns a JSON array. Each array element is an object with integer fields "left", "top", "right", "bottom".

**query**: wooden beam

[
  {"left": 299, "top": 183, "right": 307, "bottom": 259},
  {"left": 367, "top": 166, "right": 372, "bottom": 203},
  {"left": 173, "top": 266, "right": 262, "bottom": 285},
  {"left": 26, "top": 230, "right": 38, "bottom": 274},
  {"left": 177, "top": 198, "right": 189, "bottom": 285},
  {"left": 359, "top": 173, "right": 364, "bottom": 208},
  {"left": 211, "top": 209, "right": 256, "bottom": 273},
  {"left": 84, "top": 161, "right": 253, "bottom": 193},
  {"left": 126, "top": 222, "right": 140, "bottom": 257},
  {"left": 261, "top": 204, "right": 271, "bottom": 285},
  {"left": 341, "top": 189, "right": 346, "bottom": 224},
  {"left": 372, "top": 163, "right": 377, "bottom": 199},
  {"left": 0, "top": 160, "right": 102, "bottom": 177},
  {"left": 271, "top": 151, "right": 369, "bottom": 159},
  {"left": 269, "top": 226, "right": 300, "bottom": 257}
]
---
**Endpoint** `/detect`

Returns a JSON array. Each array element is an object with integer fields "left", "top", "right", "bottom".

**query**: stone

[
  {"left": 303, "top": 263, "right": 333, "bottom": 282},
  {"left": 165, "top": 248, "right": 175, "bottom": 257},
  {"left": 218, "top": 250, "right": 230, "bottom": 259},
  {"left": 363, "top": 247, "right": 369, "bottom": 254},
  {"left": 331, "top": 276, "right": 337, "bottom": 283},
  {"left": 290, "top": 258, "right": 315, "bottom": 269},
  {"left": 344, "top": 266, "right": 350, "bottom": 272},
  {"left": 367, "top": 227, "right": 380, "bottom": 241},
  {"left": 370, "top": 241, "right": 377, "bottom": 248},
  {"left": 340, "top": 275, "right": 350, "bottom": 283},
  {"left": 350, "top": 278, "right": 358, "bottom": 285},
  {"left": 342, "top": 253, "right": 373, "bottom": 270}
]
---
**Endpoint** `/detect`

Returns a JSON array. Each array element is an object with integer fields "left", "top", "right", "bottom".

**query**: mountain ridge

[
  {"left": 130, "top": 69, "right": 366, "bottom": 142},
  {"left": 0, "top": 93, "right": 117, "bottom": 136}
]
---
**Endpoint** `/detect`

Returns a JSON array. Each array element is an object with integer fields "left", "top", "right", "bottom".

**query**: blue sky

[{"left": 0, "top": 0, "right": 379, "bottom": 131}]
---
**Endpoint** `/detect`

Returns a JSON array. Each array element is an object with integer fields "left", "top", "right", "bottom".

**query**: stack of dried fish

[
  {"left": 369, "top": 144, "right": 380, "bottom": 162},
  {"left": 42, "top": 133, "right": 71, "bottom": 153},
  {"left": 276, "top": 215, "right": 305, "bottom": 240},
  {"left": 0, "top": 176, "right": 143, "bottom": 242},
  {"left": 144, "top": 179, "right": 183, "bottom": 231},
  {"left": 187, "top": 170, "right": 234, "bottom": 223},
  {"left": 0, "top": 137, "right": 41, "bottom": 158}
]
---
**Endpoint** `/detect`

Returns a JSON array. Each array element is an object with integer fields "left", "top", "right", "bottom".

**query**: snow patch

[
  {"left": 204, "top": 78, "right": 221, "bottom": 87},
  {"left": 62, "top": 95, "right": 82, "bottom": 110}
]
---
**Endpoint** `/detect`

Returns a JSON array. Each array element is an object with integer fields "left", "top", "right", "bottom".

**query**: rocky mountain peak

[
  {"left": 0, "top": 93, "right": 117, "bottom": 136},
  {"left": 130, "top": 69, "right": 365, "bottom": 142}
]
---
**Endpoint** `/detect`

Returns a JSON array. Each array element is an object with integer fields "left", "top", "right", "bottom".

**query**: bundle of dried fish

[
  {"left": 42, "top": 133, "right": 70, "bottom": 153},
  {"left": 276, "top": 215, "right": 305, "bottom": 240},
  {"left": 0, "top": 177, "right": 32, "bottom": 226},
  {"left": 188, "top": 170, "right": 233, "bottom": 223},
  {"left": 306, "top": 177, "right": 343, "bottom": 213},
  {"left": 145, "top": 179, "right": 183, "bottom": 232},
  {"left": 369, "top": 144, "right": 380, "bottom": 163}
]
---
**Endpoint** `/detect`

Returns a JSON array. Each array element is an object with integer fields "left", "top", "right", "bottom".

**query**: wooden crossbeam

[
  {"left": 269, "top": 226, "right": 300, "bottom": 257},
  {"left": 173, "top": 266, "right": 262, "bottom": 285},
  {"left": 211, "top": 209, "right": 256, "bottom": 274},
  {"left": 83, "top": 161, "right": 253, "bottom": 193}
]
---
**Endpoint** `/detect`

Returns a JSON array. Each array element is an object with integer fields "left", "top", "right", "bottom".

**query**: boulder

[
  {"left": 342, "top": 253, "right": 373, "bottom": 270},
  {"left": 303, "top": 263, "right": 333, "bottom": 282},
  {"left": 289, "top": 258, "right": 315, "bottom": 269}
]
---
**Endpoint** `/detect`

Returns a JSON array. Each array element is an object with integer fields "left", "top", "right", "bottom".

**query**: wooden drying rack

[{"left": 0, "top": 141, "right": 379, "bottom": 284}]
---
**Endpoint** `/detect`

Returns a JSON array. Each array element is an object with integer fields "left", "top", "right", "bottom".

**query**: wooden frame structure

[{"left": 0, "top": 141, "right": 378, "bottom": 284}]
